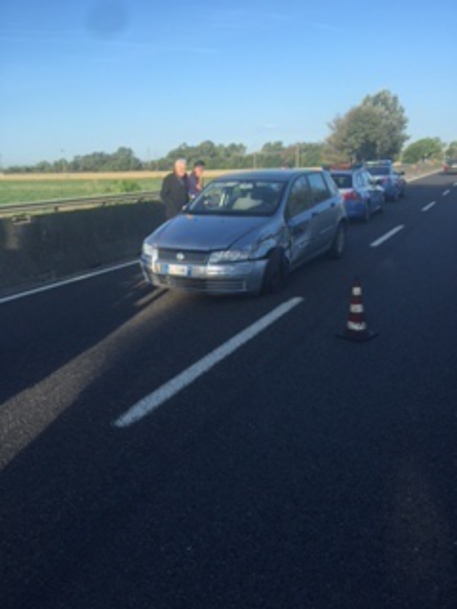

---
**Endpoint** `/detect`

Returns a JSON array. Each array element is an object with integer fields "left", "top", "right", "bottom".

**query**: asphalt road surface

[{"left": 1, "top": 172, "right": 457, "bottom": 609}]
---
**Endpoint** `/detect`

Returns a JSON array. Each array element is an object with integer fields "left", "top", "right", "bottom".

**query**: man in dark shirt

[
  {"left": 188, "top": 160, "right": 205, "bottom": 199},
  {"left": 160, "top": 158, "right": 189, "bottom": 219}
]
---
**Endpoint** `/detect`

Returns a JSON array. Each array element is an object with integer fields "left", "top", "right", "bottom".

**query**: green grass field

[
  {"left": 0, "top": 163, "right": 440, "bottom": 207},
  {"left": 0, "top": 177, "right": 163, "bottom": 205}
]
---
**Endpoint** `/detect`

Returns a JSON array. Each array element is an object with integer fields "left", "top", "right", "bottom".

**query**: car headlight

[
  {"left": 208, "top": 249, "right": 251, "bottom": 264},
  {"left": 142, "top": 242, "right": 157, "bottom": 259}
]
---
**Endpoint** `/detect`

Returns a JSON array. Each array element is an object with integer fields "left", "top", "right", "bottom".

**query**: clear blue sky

[{"left": 1, "top": 0, "right": 456, "bottom": 166}]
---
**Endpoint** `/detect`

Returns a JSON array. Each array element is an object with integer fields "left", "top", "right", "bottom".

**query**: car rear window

[
  {"left": 367, "top": 166, "right": 389, "bottom": 176},
  {"left": 331, "top": 173, "right": 352, "bottom": 189}
]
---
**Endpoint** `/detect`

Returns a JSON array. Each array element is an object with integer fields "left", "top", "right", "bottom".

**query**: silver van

[{"left": 141, "top": 169, "right": 347, "bottom": 295}]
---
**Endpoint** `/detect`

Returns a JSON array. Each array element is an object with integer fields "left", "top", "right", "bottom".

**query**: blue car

[
  {"left": 329, "top": 165, "right": 385, "bottom": 222},
  {"left": 366, "top": 160, "right": 406, "bottom": 201}
]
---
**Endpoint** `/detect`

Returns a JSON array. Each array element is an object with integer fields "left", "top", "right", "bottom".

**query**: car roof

[
  {"left": 366, "top": 159, "right": 392, "bottom": 166},
  {"left": 212, "top": 169, "right": 324, "bottom": 181}
]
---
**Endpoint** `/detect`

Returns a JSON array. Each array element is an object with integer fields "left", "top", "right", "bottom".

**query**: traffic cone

[{"left": 337, "top": 278, "right": 378, "bottom": 341}]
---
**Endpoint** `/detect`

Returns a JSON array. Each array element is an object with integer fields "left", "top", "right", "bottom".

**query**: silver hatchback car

[{"left": 141, "top": 169, "right": 347, "bottom": 295}]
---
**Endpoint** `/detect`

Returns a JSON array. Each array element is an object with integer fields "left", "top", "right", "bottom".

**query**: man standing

[
  {"left": 188, "top": 160, "right": 206, "bottom": 199},
  {"left": 160, "top": 158, "right": 189, "bottom": 219}
]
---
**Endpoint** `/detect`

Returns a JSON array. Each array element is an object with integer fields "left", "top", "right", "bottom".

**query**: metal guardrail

[{"left": 0, "top": 190, "right": 161, "bottom": 216}]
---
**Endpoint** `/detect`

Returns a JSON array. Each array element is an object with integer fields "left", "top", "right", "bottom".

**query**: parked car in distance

[
  {"left": 443, "top": 158, "right": 457, "bottom": 174},
  {"left": 141, "top": 169, "right": 347, "bottom": 296},
  {"left": 366, "top": 160, "right": 406, "bottom": 201},
  {"left": 328, "top": 164, "right": 385, "bottom": 222}
]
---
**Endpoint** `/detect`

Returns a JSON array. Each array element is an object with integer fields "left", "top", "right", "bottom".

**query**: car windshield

[
  {"left": 188, "top": 180, "right": 286, "bottom": 216},
  {"left": 331, "top": 174, "right": 353, "bottom": 189},
  {"left": 367, "top": 166, "right": 389, "bottom": 176}
]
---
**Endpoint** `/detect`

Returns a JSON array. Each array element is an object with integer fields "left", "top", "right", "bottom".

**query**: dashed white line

[
  {"left": 370, "top": 225, "right": 405, "bottom": 248},
  {"left": 113, "top": 297, "right": 305, "bottom": 428},
  {"left": 422, "top": 201, "right": 437, "bottom": 212},
  {"left": 0, "top": 260, "right": 139, "bottom": 305},
  {"left": 443, "top": 190, "right": 451, "bottom": 196}
]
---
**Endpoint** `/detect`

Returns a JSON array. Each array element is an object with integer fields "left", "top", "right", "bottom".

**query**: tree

[
  {"left": 326, "top": 89, "right": 409, "bottom": 162},
  {"left": 300, "top": 142, "right": 325, "bottom": 166},
  {"left": 108, "top": 147, "right": 142, "bottom": 171},
  {"left": 260, "top": 141, "right": 284, "bottom": 167},
  {"left": 402, "top": 138, "right": 444, "bottom": 163},
  {"left": 445, "top": 141, "right": 457, "bottom": 158},
  {"left": 35, "top": 161, "right": 52, "bottom": 173}
]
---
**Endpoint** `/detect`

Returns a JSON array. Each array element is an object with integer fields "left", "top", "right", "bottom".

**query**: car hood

[{"left": 149, "top": 214, "right": 271, "bottom": 251}]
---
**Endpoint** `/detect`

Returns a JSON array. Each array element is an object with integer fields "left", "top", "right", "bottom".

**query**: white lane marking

[
  {"left": 422, "top": 201, "right": 436, "bottom": 212},
  {"left": 370, "top": 225, "right": 405, "bottom": 248},
  {"left": 443, "top": 190, "right": 451, "bottom": 196},
  {"left": 113, "top": 297, "right": 305, "bottom": 428},
  {"left": 0, "top": 261, "right": 139, "bottom": 305}
]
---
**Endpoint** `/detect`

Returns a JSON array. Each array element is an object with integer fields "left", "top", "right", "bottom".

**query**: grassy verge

[
  {"left": 0, "top": 170, "right": 231, "bottom": 205},
  {"left": 0, "top": 177, "right": 163, "bottom": 205},
  {"left": 0, "top": 164, "right": 442, "bottom": 206}
]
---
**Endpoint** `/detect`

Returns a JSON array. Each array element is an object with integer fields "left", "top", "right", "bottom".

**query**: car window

[
  {"left": 324, "top": 172, "right": 340, "bottom": 196},
  {"left": 189, "top": 180, "right": 284, "bottom": 216},
  {"left": 285, "top": 176, "right": 312, "bottom": 218},
  {"left": 307, "top": 172, "right": 330, "bottom": 204},
  {"left": 330, "top": 173, "right": 352, "bottom": 189}
]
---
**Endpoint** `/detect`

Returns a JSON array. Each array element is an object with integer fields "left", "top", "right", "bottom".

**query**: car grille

[
  {"left": 156, "top": 275, "right": 247, "bottom": 293},
  {"left": 158, "top": 248, "right": 209, "bottom": 264}
]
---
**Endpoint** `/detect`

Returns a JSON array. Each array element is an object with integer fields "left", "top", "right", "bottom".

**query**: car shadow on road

[{"left": 0, "top": 270, "right": 168, "bottom": 405}]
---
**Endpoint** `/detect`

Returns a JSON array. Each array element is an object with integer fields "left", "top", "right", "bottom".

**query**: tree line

[{"left": 4, "top": 90, "right": 456, "bottom": 174}]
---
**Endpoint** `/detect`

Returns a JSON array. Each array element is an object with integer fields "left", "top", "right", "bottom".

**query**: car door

[
  {"left": 284, "top": 175, "right": 316, "bottom": 266},
  {"left": 306, "top": 171, "right": 338, "bottom": 250}
]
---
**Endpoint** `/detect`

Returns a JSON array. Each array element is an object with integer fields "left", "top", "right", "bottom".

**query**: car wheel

[
  {"left": 328, "top": 222, "right": 347, "bottom": 259},
  {"left": 363, "top": 202, "right": 370, "bottom": 223},
  {"left": 399, "top": 187, "right": 406, "bottom": 198},
  {"left": 390, "top": 188, "right": 399, "bottom": 202},
  {"left": 379, "top": 195, "right": 386, "bottom": 213},
  {"left": 261, "top": 249, "right": 287, "bottom": 294}
]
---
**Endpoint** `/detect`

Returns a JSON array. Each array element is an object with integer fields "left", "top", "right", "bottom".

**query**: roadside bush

[{"left": 118, "top": 179, "right": 141, "bottom": 193}]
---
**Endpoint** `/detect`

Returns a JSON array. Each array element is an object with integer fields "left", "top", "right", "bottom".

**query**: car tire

[
  {"left": 379, "top": 195, "right": 386, "bottom": 213},
  {"left": 261, "top": 249, "right": 287, "bottom": 294},
  {"left": 328, "top": 222, "right": 347, "bottom": 259},
  {"left": 363, "top": 202, "right": 370, "bottom": 223}
]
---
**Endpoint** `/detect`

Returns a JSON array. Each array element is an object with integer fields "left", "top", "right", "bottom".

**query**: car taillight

[{"left": 343, "top": 190, "right": 359, "bottom": 201}]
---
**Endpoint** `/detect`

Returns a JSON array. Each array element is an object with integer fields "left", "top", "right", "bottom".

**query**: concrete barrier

[{"left": 0, "top": 200, "right": 165, "bottom": 295}]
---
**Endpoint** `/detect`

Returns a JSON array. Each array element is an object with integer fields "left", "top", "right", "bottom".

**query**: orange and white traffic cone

[{"left": 337, "top": 278, "right": 378, "bottom": 341}]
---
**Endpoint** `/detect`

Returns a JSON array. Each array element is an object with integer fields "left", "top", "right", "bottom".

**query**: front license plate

[{"left": 167, "top": 264, "right": 190, "bottom": 276}]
